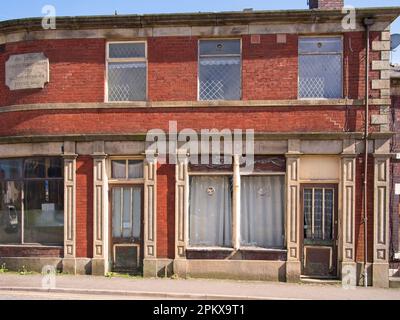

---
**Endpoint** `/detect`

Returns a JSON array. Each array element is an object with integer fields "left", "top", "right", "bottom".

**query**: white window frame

[
  {"left": 108, "top": 156, "right": 145, "bottom": 185},
  {"left": 186, "top": 156, "right": 287, "bottom": 252},
  {"left": 105, "top": 41, "right": 148, "bottom": 103},
  {"left": 197, "top": 38, "right": 242, "bottom": 101},
  {"left": 298, "top": 35, "right": 344, "bottom": 100}
]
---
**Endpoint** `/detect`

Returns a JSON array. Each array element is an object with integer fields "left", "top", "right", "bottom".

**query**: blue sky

[{"left": 0, "top": 0, "right": 399, "bottom": 63}]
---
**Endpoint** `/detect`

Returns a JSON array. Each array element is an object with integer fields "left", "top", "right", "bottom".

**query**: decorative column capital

[
  {"left": 372, "top": 153, "right": 392, "bottom": 159},
  {"left": 62, "top": 153, "right": 78, "bottom": 160},
  {"left": 340, "top": 153, "right": 357, "bottom": 159},
  {"left": 91, "top": 152, "right": 107, "bottom": 159},
  {"left": 285, "top": 152, "right": 301, "bottom": 159}
]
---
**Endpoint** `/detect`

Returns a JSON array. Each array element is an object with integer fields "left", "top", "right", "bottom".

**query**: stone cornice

[
  {"left": 0, "top": 7, "right": 399, "bottom": 34},
  {"left": 0, "top": 132, "right": 392, "bottom": 144},
  {"left": 0, "top": 99, "right": 391, "bottom": 114}
]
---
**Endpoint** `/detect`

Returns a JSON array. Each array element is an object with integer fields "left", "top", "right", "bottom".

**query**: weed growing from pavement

[
  {"left": 105, "top": 272, "right": 143, "bottom": 279},
  {"left": 18, "top": 265, "right": 33, "bottom": 275},
  {"left": 0, "top": 263, "right": 8, "bottom": 273}
]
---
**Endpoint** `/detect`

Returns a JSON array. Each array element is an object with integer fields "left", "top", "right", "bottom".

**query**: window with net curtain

[
  {"left": 111, "top": 160, "right": 144, "bottom": 180},
  {"left": 298, "top": 37, "right": 343, "bottom": 99},
  {"left": 189, "top": 176, "right": 232, "bottom": 247},
  {"left": 107, "top": 42, "right": 147, "bottom": 102},
  {"left": 199, "top": 39, "right": 241, "bottom": 101},
  {"left": 240, "top": 175, "right": 285, "bottom": 249}
]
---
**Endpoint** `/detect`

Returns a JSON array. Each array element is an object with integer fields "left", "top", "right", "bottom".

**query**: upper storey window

[
  {"left": 298, "top": 37, "right": 343, "bottom": 99},
  {"left": 107, "top": 42, "right": 147, "bottom": 102},
  {"left": 199, "top": 39, "right": 241, "bottom": 101}
]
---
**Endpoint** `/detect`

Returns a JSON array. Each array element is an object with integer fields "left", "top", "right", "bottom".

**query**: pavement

[{"left": 0, "top": 273, "right": 399, "bottom": 300}]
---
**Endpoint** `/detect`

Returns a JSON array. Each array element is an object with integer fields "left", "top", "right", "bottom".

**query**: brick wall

[
  {"left": 0, "top": 246, "right": 63, "bottom": 257},
  {"left": 148, "top": 37, "right": 198, "bottom": 101},
  {"left": 355, "top": 156, "right": 374, "bottom": 263},
  {"left": 156, "top": 164, "right": 175, "bottom": 259},
  {"left": 0, "top": 39, "right": 105, "bottom": 107},
  {"left": 391, "top": 91, "right": 400, "bottom": 258},
  {"left": 0, "top": 106, "right": 383, "bottom": 137},
  {"left": 344, "top": 32, "right": 381, "bottom": 100},
  {"left": 76, "top": 156, "right": 94, "bottom": 258},
  {"left": 0, "top": 32, "right": 381, "bottom": 105},
  {"left": 0, "top": 31, "right": 389, "bottom": 264},
  {"left": 242, "top": 34, "right": 298, "bottom": 100}
]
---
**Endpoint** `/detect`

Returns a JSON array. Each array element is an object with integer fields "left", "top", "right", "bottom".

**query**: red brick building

[
  {"left": 390, "top": 64, "right": 400, "bottom": 276},
  {"left": 0, "top": 0, "right": 399, "bottom": 287}
]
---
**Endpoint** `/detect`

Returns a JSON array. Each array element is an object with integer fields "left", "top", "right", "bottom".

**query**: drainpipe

[{"left": 362, "top": 17, "right": 374, "bottom": 288}]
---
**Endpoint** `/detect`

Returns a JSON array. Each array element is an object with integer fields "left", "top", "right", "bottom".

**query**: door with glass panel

[
  {"left": 301, "top": 184, "right": 338, "bottom": 278},
  {"left": 110, "top": 186, "right": 143, "bottom": 273}
]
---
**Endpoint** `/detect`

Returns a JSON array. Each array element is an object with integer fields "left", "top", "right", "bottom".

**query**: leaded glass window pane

[
  {"left": 199, "top": 40, "right": 241, "bottom": 101},
  {"left": 303, "top": 187, "right": 335, "bottom": 241},
  {"left": 108, "top": 62, "right": 147, "bottom": 101},
  {"left": 299, "top": 37, "right": 343, "bottom": 99}
]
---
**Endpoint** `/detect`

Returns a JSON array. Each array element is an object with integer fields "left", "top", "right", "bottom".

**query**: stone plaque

[{"left": 5, "top": 53, "right": 49, "bottom": 90}]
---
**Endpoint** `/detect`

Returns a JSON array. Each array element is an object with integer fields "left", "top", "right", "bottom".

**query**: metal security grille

[
  {"left": 199, "top": 40, "right": 241, "bottom": 101},
  {"left": 107, "top": 42, "right": 147, "bottom": 101},
  {"left": 299, "top": 37, "right": 343, "bottom": 99}
]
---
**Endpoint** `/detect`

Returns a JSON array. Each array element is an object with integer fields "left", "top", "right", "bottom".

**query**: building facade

[
  {"left": 390, "top": 64, "right": 400, "bottom": 276},
  {"left": 0, "top": 1, "right": 399, "bottom": 287}
]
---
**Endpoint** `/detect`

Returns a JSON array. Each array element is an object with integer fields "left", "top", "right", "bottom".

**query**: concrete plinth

[
  {"left": 143, "top": 259, "right": 173, "bottom": 278},
  {"left": 373, "top": 263, "right": 389, "bottom": 288},
  {"left": 91, "top": 258, "right": 108, "bottom": 276},
  {"left": 62, "top": 258, "right": 77, "bottom": 275},
  {"left": 286, "top": 260, "right": 301, "bottom": 283}
]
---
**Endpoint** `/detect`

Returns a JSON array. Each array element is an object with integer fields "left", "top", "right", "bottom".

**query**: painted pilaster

[
  {"left": 172, "top": 156, "right": 189, "bottom": 278},
  {"left": 372, "top": 153, "right": 391, "bottom": 288},
  {"left": 91, "top": 151, "right": 109, "bottom": 276},
  {"left": 143, "top": 158, "right": 158, "bottom": 277},
  {"left": 232, "top": 155, "right": 241, "bottom": 250},
  {"left": 341, "top": 154, "right": 357, "bottom": 286},
  {"left": 62, "top": 150, "right": 77, "bottom": 274},
  {"left": 285, "top": 139, "right": 301, "bottom": 282},
  {"left": 175, "top": 157, "right": 188, "bottom": 259}
]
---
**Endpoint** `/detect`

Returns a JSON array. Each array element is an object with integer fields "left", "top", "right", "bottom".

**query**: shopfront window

[
  {"left": 189, "top": 175, "right": 232, "bottom": 247},
  {"left": 0, "top": 157, "right": 64, "bottom": 246},
  {"left": 187, "top": 156, "right": 286, "bottom": 250}
]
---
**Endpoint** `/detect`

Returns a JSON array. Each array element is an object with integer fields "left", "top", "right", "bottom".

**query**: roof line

[{"left": 0, "top": 7, "right": 399, "bottom": 33}]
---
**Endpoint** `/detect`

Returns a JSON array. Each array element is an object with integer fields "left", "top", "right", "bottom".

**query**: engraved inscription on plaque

[{"left": 6, "top": 53, "right": 49, "bottom": 90}]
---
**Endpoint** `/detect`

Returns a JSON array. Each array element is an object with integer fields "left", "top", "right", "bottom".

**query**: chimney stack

[{"left": 308, "top": 0, "right": 344, "bottom": 10}]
